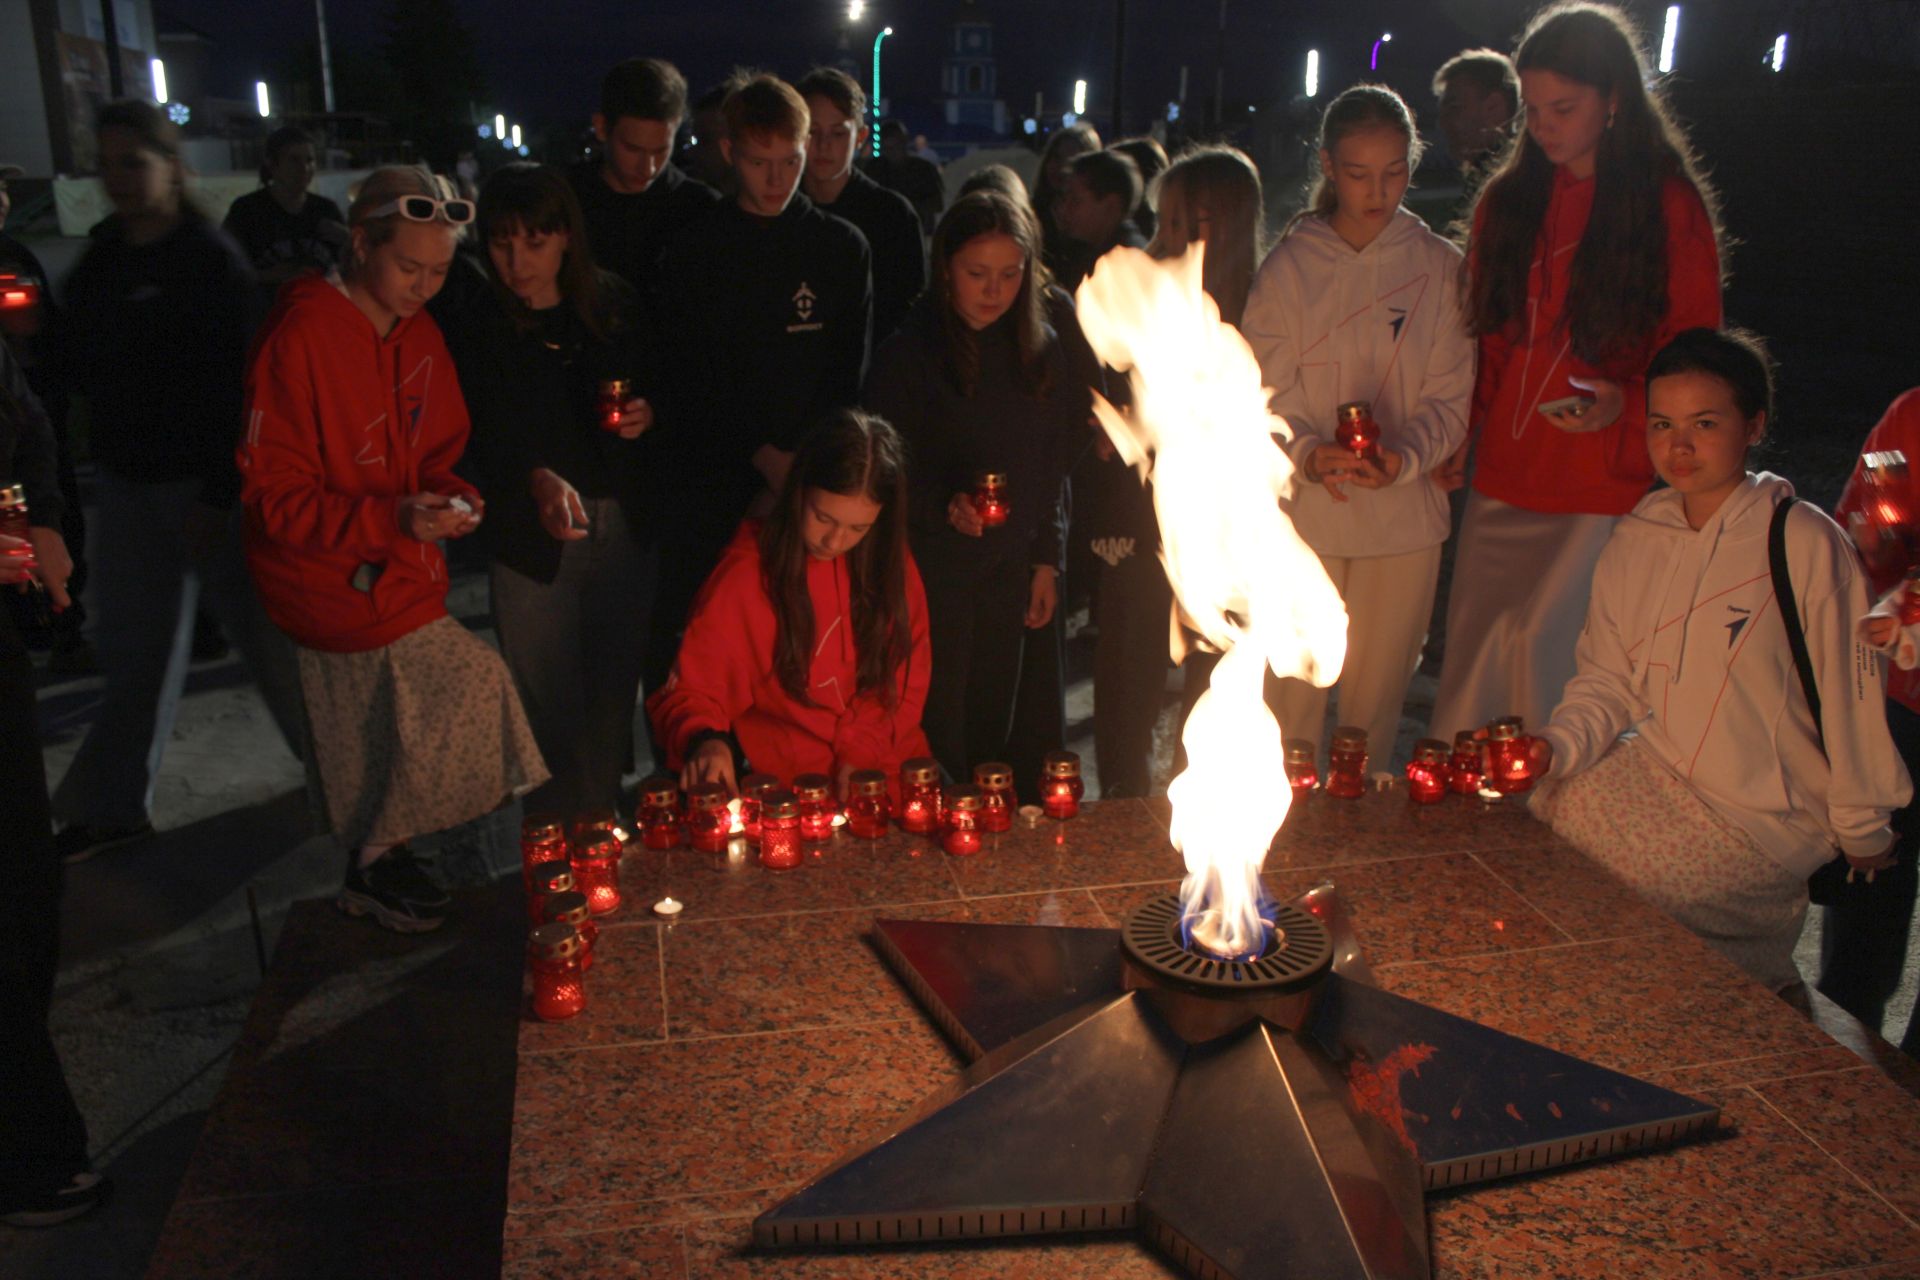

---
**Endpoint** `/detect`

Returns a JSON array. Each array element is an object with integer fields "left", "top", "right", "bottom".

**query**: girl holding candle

[
  {"left": 863, "top": 191, "right": 1098, "bottom": 785},
  {"left": 439, "top": 163, "right": 657, "bottom": 816},
  {"left": 1527, "top": 329, "right": 1909, "bottom": 992},
  {"left": 1241, "top": 86, "right": 1475, "bottom": 771},
  {"left": 239, "top": 166, "right": 549, "bottom": 933},
  {"left": 647, "top": 410, "right": 932, "bottom": 799},
  {"left": 1428, "top": 2, "right": 1725, "bottom": 740}
]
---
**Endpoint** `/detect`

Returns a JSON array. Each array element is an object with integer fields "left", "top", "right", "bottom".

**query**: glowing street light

[
  {"left": 255, "top": 80, "right": 271, "bottom": 118},
  {"left": 150, "top": 58, "right": 168, "bottom": 104},
  {"left": 510, "top": 123, "right": 523, "bottom": 149},
  {"left": 871, "top": 25, "right": 893, "bottom": 157},
  {"left": 1370, "top": 32, "right": 1392, "bottom": 72},
  {"left": 847, "top": 0, "right": 864, "bottom": 19},
  {"left": 495, "top": 113, "right": 507, "bottom": 140},
  {"left": 1073, "top": 78, "right": 1087, "bottom": 116},
  {"left": 1770, "top": 33, "right": 1788, "bottom": 72},
  {"left": 1305, "top": 49, "right": 1320, "bottom": 98},
  {"left": 1658, "top": 5, "right": 1680, "bottom": 73}
]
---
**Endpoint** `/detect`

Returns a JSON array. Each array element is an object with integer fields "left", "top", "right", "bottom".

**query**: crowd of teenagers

[{"left": 4, "top": 0, "right": 1918, "bottom": 1227}]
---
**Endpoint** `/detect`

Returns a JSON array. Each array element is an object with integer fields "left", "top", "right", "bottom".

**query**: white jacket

[
  {"left": 1542, "top": 472, "right": 1910, "bottom": 877},
  {"left": 1242, "top": 208, "right": 1475, "bottom": 559}
]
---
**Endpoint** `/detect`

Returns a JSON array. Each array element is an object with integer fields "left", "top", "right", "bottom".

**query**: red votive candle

[
  {"left": 0, "top": 485, "right": 38, "bottom": 574},
  {"left": 972, "top": 761, "right": 1015, "bottom": 832},
  {"left": 758, "top": 790, "right": 804, "bottom": 870},
  {"left": 570, "top": 835, "right": 623, "bottom": 916},
  {"left": 1486, "top": 716, "right": 1536, "bottom": 795},
  {"left": 520, "top": 813, "right": 568, "bottom": 886},
  {"left": 636, "top": 776, "right": 682, "bottom": 850},
  {"left": 1861, "top": 450, "right": 1913, "bottom": 539},
  {"left": 1448, "top": 730, "right": 1485, "bottom": 795},
  {"left": 846, "top": 770, "right": 890, "bottom": 839},
  {"left": 526, "top": 860, "right": 575, "bottom": 926},
  {"left": 527, "top": 923, "right": 586, "bottom": 1021},
  {"left": 898, "top": 757, "right": 943, "bottom": 834},
  {"left": 1040, "top": 750, "right": 1084, "bottom": 820},
  {"left": 1900, "top": 568, "right": 1920, "bottom": 626},
  {"left": 971, "top": 471, "right": 1010, "bottom": 528},
  {"left": 1406, "top": 738, "right": 1450, "bottom": 804},
  {"left": 791, "top": 772, "right": 838, "bottom": 842},
  {"left": 596, "top": 378, "right": 630, "bottom": 432},
  {"left": 1326, "top": 726, "right": 1368, "bottom": 800},
  {"left": 0, "top": 275, "right": 42, "bottom": 312},
  {"left": 684, "top": 782, "right": 731, "bottom": 854},
  {"left": 1284, "top": 740, "right": 1318, "bottom": 797},
  {"left": 571, "top": 807, "right": 625, "bottom": 847},
  {"left": 736, "top": 773, "right": 780, "bottom": 843},
  {"left": 1335, "top": 401, "right": 1384, "bottom": 469},
  {"left": 941, "top": 785, "right": 984, "bottom": 856},
  {"left": 542, "top": 890, "right": 597, "bottom": 973}
]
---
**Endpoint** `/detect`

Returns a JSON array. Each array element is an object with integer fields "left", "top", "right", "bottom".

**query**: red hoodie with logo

[
  {"left": 648, "top": 521, "right": 933, "bottom": 789},
  {"left": 1470, "top": 168, "right": 1722, "bottom": 516},
  {"left": 238, "top": 275, "right": 480, "bottom": 653}
]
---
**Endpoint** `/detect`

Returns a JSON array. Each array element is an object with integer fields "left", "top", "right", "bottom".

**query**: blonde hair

[
  {"left": 1300, "top": 84, "right": 1424, "bottom": 223},
  {"left": 344, "top": 165, "right": 460, "bottom": 278},
  {"left": 1151, "top": 146, "right": 1267, "bottom": 328}
]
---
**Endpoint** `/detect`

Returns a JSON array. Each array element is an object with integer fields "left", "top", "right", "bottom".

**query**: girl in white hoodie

[
  {"left": 1529, "top": 328, "right": 1909, "bottom": 991},
  {"left": 1242, "top": 85, "right": 1475, "bottom": 768}
]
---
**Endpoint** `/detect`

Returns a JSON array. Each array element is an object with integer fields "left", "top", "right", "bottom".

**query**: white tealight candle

[{"left": 652, "top": 896, "right": 684, "bottom": 917}]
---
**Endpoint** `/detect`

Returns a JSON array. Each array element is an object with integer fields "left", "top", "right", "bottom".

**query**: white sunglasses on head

[{"left": 361, "top": 194, "right": 475, "bottom": 226}]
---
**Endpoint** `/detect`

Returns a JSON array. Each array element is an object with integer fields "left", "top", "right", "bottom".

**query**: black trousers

[
  {"left": 1094, "top": 550, "right": 1172, "bottom": 798},
  {"left": 0, "top": 607, "right": 89, "bottom": 1195},
  {"left": 921, "top": 555, "right": 1030, "bottom": 786},
  {"left": 1816, "top": 698, "right": 1920, "bottom": 1051}
]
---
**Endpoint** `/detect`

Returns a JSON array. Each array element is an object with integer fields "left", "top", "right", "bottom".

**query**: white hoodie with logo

[
  {"left": 1541, "top": 472, "right": 1911, "bottom": 878},
  {"left": 1242, "top": 208, "right": 1475, "bottom": 559}
]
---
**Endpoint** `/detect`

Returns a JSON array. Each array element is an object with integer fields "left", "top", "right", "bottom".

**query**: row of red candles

[{"left": 1283, "top": 716, "right": 1540, "bottom": 804}]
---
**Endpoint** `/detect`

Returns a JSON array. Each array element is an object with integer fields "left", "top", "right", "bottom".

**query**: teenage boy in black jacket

[
  {"left": 568, "top": 58, "right": 720, "bottom": 317},
  {"left": 1052, "top": 148, "right": 1148, "bottom": 293},
  {"left": 797, "top": 68, "right": 926, "bottom": 346}
]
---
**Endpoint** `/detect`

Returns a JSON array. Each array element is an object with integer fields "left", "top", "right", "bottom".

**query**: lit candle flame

[
  {"left": 726, "top": 797, "right": 745, "bottom": 835},
  {"left": 1075, "top": 246, "right": 1347, "bottom": 960}
]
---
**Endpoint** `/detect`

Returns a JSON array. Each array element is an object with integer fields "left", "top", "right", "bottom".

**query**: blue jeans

[{"left": 51, "top": 473, "right": 305, "bottom": 830}]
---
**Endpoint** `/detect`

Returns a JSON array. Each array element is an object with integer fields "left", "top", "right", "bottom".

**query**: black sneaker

[
  {"left": 337, "top": 845, "right": 450, "bottom": 933},
  {"left": 55, "top": 822, "right": 156, "bottom": 865},
  {"left": 1, "top": 1171, "right": 111, "bottom": 1228}
]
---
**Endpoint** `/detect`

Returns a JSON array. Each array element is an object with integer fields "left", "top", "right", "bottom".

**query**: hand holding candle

[{"left": 970, "top": 472, "right": 1010, "bottom": 528}]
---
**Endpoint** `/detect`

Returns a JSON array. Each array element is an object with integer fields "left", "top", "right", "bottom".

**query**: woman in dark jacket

[
  {"left": 441, "top": 163, "right": 659, "bottom": 814},
  {"left": 864, "top": 190, "right": 1096, "bottom": 788}
]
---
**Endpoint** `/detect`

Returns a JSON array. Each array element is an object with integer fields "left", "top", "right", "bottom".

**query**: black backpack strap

[{"left": 1769, "top": 495, "right": 1827, "bottom": 757}]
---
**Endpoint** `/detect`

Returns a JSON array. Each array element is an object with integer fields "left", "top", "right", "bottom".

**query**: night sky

[{"left": 155, "top": 0, "right": 1556, "bottom": 135}]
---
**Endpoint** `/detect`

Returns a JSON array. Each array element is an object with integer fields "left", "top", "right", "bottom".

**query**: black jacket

[
  {"left": 658, "top": 193, "right": 872, "bottom": 500},
  {"left": 439, "top": 262, "right": 660, "bottom": 583},
  {"left": 0, "top": 341, "right": 62, "bottom": 529},
  {"left": 813, "top": 168, "right": 926, "bottom": 345},
  {"left": 63, "top": 214, "right": 255, "bottom": 505},
  {"left": 568, "top": 161, "right": 720, "bottom": 319},
  {"left": 863, "top": 297, "right": 1098, "bottom": 578}
]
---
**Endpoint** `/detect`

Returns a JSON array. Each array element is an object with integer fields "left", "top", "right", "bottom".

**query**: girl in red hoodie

[
  {"left": 240, "top": 166, "right": 547, "bottom": 932},
  {"left": 1428, "top": 2, "right": 1724, "bottom": 740},
  {"left": 648, "top": 409, "right": 931, "bottom": 796}
]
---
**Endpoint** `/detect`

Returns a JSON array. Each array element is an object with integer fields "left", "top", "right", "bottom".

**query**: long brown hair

[
  {"left": 476, "top": 163, "right": 613, "bottom": 341},
  {"left": 1466, "top": 2, "right": 1725, "bottom": 368},
  {"left": 929, "top": 190, "right": 1054, "bottom": 398},
  {"left": 760, "top": 410, "right": 914, "bottom": 706},
  {"left": 1151, "top": 145, "right": 1267, "bottom": 328}
]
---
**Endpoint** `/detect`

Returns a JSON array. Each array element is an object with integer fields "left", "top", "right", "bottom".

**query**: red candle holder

[
  {"left": 526, "top": 860, "right": 575, "bottom": 926},
  {"left": 1900, "top": 568, "right": 1920, "bottom": 626},
  {"left": 941, "top": 785, "right": 985, "bottom": 856},
  {"left": 1486, "top": 716, "right": 1536, "bottom": 795},
  {"left": 791, "top": 772, "right": 839, "bottom": 842},
  {"left": 1335, "top": 401, "right": 1384, "bottom": 469},
  {"left": 846, "top": 770, "right": 890, "bottom": 839},
  {"left": 570, "top": 835, "right": 624, "bottom": 916},
  {"left": 542, "top": 890, "right": 598, "bottom": 973},
  {"left": 1040, "top": 750, "right": 1084, "bottom": 820},
  {"left": 898, "top": 758, "right": 943, "bottom": 834},
  {"left": 527, "top": 922, "right": 587, "bottom": 1021},
  {"left": 736, "top": 773, "right": 780, "bottom": 843},
  {"left": 520, "top": 813, "right": 569, "bottom": 887},
  {"left": 972, "top": 761, "right": 1015, "bottom": 832},
  {"left": 1406, "top": 738, "right": 1450, "bottom": 805},
  {"left": 1860, "top": 450, "right": 1913, "bottom": 540},
  {"left": 596, "top": 377, "right": 631, "bottom": 432},
  {"left": 636, "top": 776, "right": 682, "bottom": 850},
  {"left": 1284, "top": 740, "right": 1319, "bottom": 797},
  {"left": 0, "top": 275, "right": 42, "bottom": 312},
  {"left": 571, "top": 807, "right": 625, "bottom": 847},
  {"left": 684, "top": 782, "right": 732, "bottom": 854},
  {"left": 1448, "top": 730, "right": 1486, "bottom": 796},
  {"left": 971, "top": 471, "right": 1010, "bottom": 528},
  {"left": 758, "top": 790, "right": 804, "bottom": 870},
  {"left": 1325, "top": 726, "right": 1368, "bottom": 800},
  {"left": 0, "top": 485, "right": 38, "bottom": 575}
]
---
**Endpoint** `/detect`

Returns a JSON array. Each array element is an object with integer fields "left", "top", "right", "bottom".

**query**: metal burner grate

[{"left": 1122, "top": 895, "right": 1331, "bottom": 991}]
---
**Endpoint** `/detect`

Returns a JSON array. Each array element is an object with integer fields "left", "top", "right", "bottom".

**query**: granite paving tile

[
  {"left": 682, "top": 1215, "right": 1182, "bottom": 1278},
  {"left": 508, "top": 1019, "right": 960, "bottom": 1214},
  {"left": 506, "top": 1189, "right": 779, "bottom": 1241},
  {"left": 1754, "top": 1068, "right": 1920, "bottom": 1224},
  {"left": 1470, "top": 843, "right": 1677, "bottom": 943},
  {"left": 502, "top": 1225, "right": 686, "bottom": 1280},
  {"left": 661, "top": 891, "right": 1110, "bottom": 1039},
  {"left": 1643, "top": 1048, "right": 1871, "bottom": 1092},
  {"left": 1376, "top": 937, "right": 1832, "bottom": 1078},
  {"left": 615, "top": 832, "right": 962, "bottom": 923},
  {"left": 1427, "top": 1087, "right": 1920, "bottom": 1279},
  {"left": 519, "top": 920, "right": 667, "bottom": 1054},
  {"left": 1272, "top": 786, "right": 1545, "bottom": 866},
  {"left": 940, "top": 799, "right": 1186, "bottom": 897}
]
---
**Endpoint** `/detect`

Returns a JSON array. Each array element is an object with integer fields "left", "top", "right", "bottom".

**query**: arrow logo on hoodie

[{"left": 1725, "top": 605, "right": 1751, "bottom": 648}]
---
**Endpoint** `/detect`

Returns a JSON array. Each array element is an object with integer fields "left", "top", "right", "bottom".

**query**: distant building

[
  {"left": 0, "top": 0, "right": 161, "bottom": 176},
  {"left": 940, "top": 0, "right": 1007, "bottom": 139}
]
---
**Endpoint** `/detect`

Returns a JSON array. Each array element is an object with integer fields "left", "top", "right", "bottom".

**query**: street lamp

[
  {"left": 495, "top": 113, "right": 507, "bottom": 141},
  {"left": 1658, "top": 5, "right": 1680, "bottom": 73},
  {"left": 1304, "top": 49, "right": 1320, "bottom": 98},
  {"left": 256, "top": 80, "right": 271, "bottom": 118},
  {"left": 151, "top": 58, "right": 168, "bottom": 104},
  {"left": 871, "top": 25, "right": 893, "bottom": 157},
  {"left": 510, "top": 123, "right": 523, "bottom": 149},
  {"left": 848, "top": 0, "right": 864, "bottom": 19},
  {"left": 1073, "top": 79, "right": 1088, "bottom": 116},
  {"left": 1370, "top": 31, "right": 1391, "bottom": 72}
]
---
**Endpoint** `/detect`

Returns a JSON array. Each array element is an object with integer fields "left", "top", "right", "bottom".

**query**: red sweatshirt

[
  {"left": 648, "top": 521, "right": 933, "bottom": 788},
  {"left": 1470, "top": 168, "right": 1722, "bottom": 515},
  {"left": 238, "top": 275, "right": 480, "bottom": 653},
  {"left": 1833, "top": 388, "right": 1920, "bottom": 714}
]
